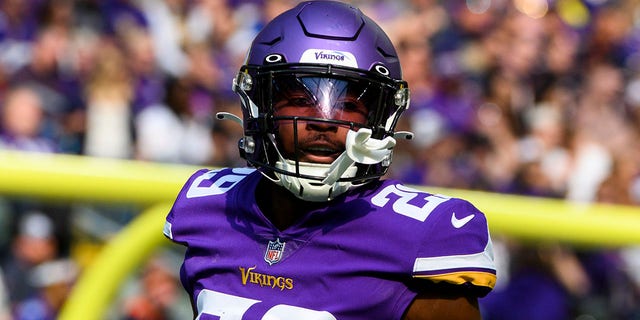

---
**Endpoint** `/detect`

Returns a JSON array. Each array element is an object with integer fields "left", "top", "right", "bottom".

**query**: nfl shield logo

[{"left": 264, "top": 238, "right": 286, "bottom": 265}]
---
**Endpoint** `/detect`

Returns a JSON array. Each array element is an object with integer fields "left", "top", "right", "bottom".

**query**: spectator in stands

[
  {"left": 1, "top": 211, "right": 60, "bottom": 310},
  {"left": 119, "top": 25, "right": 166, "bottom": 116},
  {"left": 9, "top": 26, "right": 85, "bottom": 153},
  {"left": 134, "top": 76, "right": 214, "bottom": 165},
  {"left": 12, "top": 258, "right": 78, "bottom": 320},
  {"left": 122, "top": 253, "right": 191, "bottom": 320},
  {"left": 83, "top": 40, "right": 134, "bottom": 159},
  {"left": 0, "top": 0, "right": 41, "bottom": 75},
  {"left": 0, "top": 85, "right": 57, "bottom": 152},
  {"left": 0, "top": 269, "right": 9, "bottom": 320}
]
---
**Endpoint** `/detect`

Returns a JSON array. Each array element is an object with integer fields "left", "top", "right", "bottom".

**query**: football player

[{"left": 164, "top": 1, "right": 496, "bottom": 319}]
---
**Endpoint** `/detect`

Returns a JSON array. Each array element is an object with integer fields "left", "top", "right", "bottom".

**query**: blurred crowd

[{"left": 1, "top": 0, "right": 640, "bottom": 319}]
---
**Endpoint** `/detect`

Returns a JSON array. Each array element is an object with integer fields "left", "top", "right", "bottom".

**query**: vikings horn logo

[{"left": 264, "top": 238, "right": 286, "bottom": 265}]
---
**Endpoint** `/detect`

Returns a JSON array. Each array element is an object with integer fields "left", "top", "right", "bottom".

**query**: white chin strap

[
  {"left": 274, "top": 128, "right": 397, "bottom": 202},
  {"left": 275, "top": 160, "right": 358, "bottom": 202}
]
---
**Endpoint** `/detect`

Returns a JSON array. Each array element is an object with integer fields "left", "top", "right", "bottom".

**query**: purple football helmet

[{"left": 230, "top": 0, "right": 411, "bottom": 201}]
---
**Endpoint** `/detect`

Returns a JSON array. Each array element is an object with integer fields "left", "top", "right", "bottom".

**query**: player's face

[{"left": 273, "top": 77, "right": 369, "bottom": 164}]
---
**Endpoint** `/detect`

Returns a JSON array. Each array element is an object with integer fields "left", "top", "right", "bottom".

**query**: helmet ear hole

[
  {"left": 265, "top": 54, "right": 286, "bottom": 64},
  {"left": 372, "top": 64, "right": 390, "bottom": 76}
]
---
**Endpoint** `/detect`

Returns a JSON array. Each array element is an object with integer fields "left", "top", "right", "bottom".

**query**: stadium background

[{"left": 0, "top": 0, "right": 640, "bottom": 319}]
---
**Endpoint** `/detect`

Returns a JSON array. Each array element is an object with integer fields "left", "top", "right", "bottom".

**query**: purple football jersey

[{"left": 164, "top": 168, "right": 496, "bottom": 320}]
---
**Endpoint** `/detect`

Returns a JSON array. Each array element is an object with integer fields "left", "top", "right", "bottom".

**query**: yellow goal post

[{"left": 1, "top": 150, "right": 640, "bottom": 319}]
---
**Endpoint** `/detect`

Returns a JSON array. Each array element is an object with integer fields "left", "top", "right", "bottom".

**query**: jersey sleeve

[
  {"left": 163, "top": 167, "right": 256, "bottom": 245},
  {"left": 163, "top": 168, "right": 213, "bottom": 244},
  {"left": 412, "top": 198, "right": 497, "bottom": 296}
]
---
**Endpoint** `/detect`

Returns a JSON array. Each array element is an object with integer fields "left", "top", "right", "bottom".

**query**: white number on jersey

[
  {"left": 186, "top": 168, "right": 254, "bottom": 198},
  {"left": 371, "top": 184, "right": 450, "bottom": 222},
  {"left": 196, "top": 289, "right": 337, "bottom": 320}
]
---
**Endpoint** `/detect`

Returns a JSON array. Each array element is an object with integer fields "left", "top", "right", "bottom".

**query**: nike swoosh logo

[{"left": 451, "top": 212, "right": 475, "bottom": 228}]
